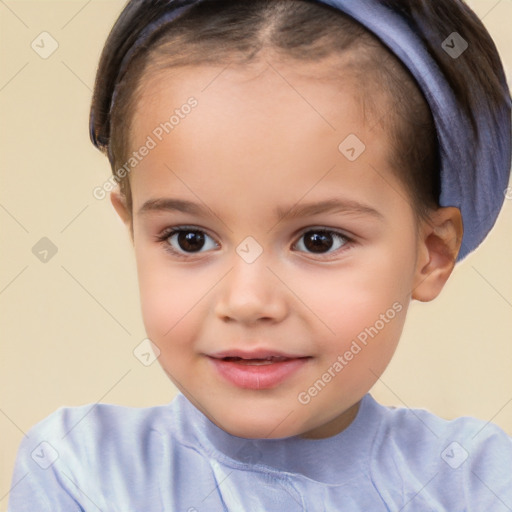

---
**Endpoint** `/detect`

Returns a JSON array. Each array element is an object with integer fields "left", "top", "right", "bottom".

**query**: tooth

[{"left": 220, "top": 355, "right": 292, "bottom": 364}]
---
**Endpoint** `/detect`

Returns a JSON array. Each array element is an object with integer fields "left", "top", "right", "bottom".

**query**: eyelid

[
  {"left": 157, "top": 224, "right": 217, "bottom": 240},
  {"left": 157, "top": 224, "right": 353, "bottom": 243},
  {"left": 292, "top": 226, "right": 354, "bottom": 258},
  {"left": 156, "top": 224, "right": 355, "bottom": 260},
  {"left": 156, "top": 225, "right": 220, "bottom": 258},
  {"left": 294, "top": 225, "right": 353, "bottom": 240}
]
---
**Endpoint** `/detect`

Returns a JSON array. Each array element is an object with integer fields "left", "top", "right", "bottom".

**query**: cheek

[
  {"left": 286, "top": 246, "right": 413, "bottom": 393},
  {"left": 134, "top": 247, "right": 207, "bottom": 344},
  {"left": 294, "top": 255, "right": 411, "bottom": 342}
]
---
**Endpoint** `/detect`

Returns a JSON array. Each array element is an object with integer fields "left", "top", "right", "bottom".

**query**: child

[{"left": 9, "top": 0, "right": 511, "bottom": 510}]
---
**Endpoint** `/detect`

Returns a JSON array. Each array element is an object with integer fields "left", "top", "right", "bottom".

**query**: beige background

[{"left": 1, "top": 0, "right": 511, "bottom": 507}]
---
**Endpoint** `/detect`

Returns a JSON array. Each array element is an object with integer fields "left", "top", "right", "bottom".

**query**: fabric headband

[{"left": 90, "top": 0, "right": 512, "bottom": 261}]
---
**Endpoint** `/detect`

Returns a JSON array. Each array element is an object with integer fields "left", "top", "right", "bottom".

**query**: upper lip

[{"left": 208, "top": 349, "right": 310, "bottom": 360}]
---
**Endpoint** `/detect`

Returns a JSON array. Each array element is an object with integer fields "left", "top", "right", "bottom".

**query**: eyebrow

[{"left": 137, "top": 197, "right": 384, "bottom": 221}]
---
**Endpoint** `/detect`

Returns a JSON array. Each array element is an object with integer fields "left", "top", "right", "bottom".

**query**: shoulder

[
  {"left": 8, "top": 400, "right": 178, "bottom": 510},
  {"left": 19, "top": 400, "right": 176, "bottom": 469},
  {"left": 368, "top": 396, "right": 512, "bottom": 510},
  {"left": 374, "top": 398, "right": 512, "bottom": 463}
]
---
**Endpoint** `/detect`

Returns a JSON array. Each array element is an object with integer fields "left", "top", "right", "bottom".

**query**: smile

[{"left": 207, "top": 355, "right": 311, "bottom": 390}]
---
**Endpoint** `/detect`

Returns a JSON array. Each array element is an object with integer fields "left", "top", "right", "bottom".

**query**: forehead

[
  {"left": 126, "top": 59, "right": 404, "bottom": 218},
  {"left": 130, "top": 54, "right": 370, "bottom": 143}
]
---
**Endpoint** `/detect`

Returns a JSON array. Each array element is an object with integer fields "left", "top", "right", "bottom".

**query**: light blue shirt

[{"left": 8, "top": 393, "right": 512, "bottom": 511}]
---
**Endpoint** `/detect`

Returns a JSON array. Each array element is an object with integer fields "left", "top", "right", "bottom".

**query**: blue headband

[
  {"left": 93, "top": 0, "right": 511, "bottom": 261},
  {"left": 317, "top": 0, "right": 511, "bottom": 262}
]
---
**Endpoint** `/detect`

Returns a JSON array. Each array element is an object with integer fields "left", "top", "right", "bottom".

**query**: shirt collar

[{"left": 172, "top": 392, "right": 384, "bottom": 484}]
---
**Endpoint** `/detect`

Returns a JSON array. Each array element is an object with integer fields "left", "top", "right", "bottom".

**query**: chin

[{"left": 212, "top": 408, "right": 304, "bottom": 439}]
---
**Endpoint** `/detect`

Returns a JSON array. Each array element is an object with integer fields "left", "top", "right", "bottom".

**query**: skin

[{"left": 111, "top": 56, "right": 463, "bottom": 440}]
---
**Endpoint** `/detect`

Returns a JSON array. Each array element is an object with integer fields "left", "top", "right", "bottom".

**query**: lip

[
  {"left": 209, "top": 349, "right": 308, "bottom": 360},
  {"left": 207, "top": 349, "right": 311, "bottom": 390}
]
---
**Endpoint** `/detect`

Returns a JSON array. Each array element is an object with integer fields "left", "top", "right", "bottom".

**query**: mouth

[
  {"left": 209, "top": 349, "right": 309, "bottom": 360},
  {"left": 218, "top": 355, "right": 298, "bottom": 366},
  {"left": 207, "top": 350, "right": 312, "bottom": 389}
]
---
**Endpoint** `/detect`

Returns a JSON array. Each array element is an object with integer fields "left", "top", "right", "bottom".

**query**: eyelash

[{"left": 155, "top": 225, "right": 354, "bottom": 260}]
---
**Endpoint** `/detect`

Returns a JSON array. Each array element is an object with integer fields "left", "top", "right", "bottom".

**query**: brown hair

[{"left": 90, "top": 0, "right": 508, "bottom": 224}]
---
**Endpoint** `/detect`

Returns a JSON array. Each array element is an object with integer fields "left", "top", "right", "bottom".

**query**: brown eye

[
  {"left": 294, "top": 229, "right": 349, "bottom": 256},
  {"left": 160, "top": 227, "right": 218, "bottom": 257},
  {"left": 175, "top": 230, "right": 206, "bottom": 252},
  {"left": 303, "top": 231, "right": 334, "bottom": 253}
]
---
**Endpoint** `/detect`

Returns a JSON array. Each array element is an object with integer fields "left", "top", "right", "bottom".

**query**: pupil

[
  {"left": 178, "top": 231, "right": 205, "bottom": 252},
  {"left": 305, "top": 231, "right": 333, "bottom": 253}
]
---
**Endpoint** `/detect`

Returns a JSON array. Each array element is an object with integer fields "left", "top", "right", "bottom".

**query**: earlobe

[{"left": 412, "top": 207, "right": 463, "bottom": 302}]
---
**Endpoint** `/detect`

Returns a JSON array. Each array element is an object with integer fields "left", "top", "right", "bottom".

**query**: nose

[{"left": 214, "top": 254, "right": 288, "bottom": 325}]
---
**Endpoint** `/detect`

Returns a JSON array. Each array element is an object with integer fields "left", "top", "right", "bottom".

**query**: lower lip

[{"left": 208, "top": 356, "right": 310, "bottom": 390}]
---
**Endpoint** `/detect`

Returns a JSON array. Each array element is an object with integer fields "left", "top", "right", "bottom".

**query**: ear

[
  {"left": 110, "top": 189, "right": 133, "bottom": 239},
  {"left": 412, "top": 207, "right": 463, "bottom": 302}
]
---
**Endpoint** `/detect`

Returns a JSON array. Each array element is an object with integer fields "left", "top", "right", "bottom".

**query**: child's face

[{"left": 117, "top": 58, "right": 431, "bottom": 439}]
